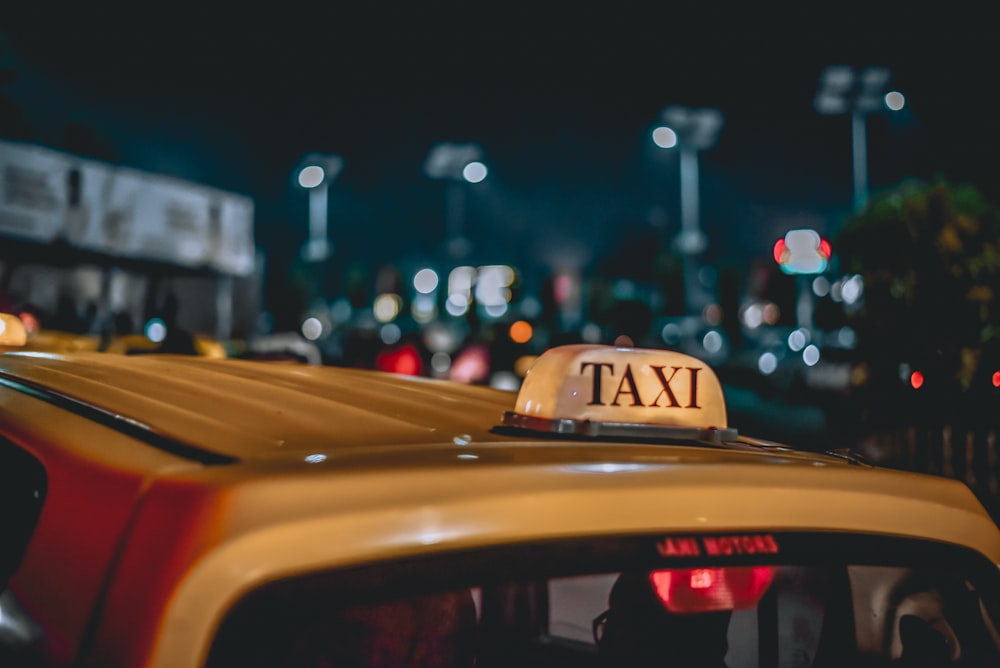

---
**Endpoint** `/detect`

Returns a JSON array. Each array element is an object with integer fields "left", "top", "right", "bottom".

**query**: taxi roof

[
  {"left": 0, "top": 350, "right": 517, "bottom": 462},
  {"left": 0, "top": 347, "right": 878, "bottom": 477}
]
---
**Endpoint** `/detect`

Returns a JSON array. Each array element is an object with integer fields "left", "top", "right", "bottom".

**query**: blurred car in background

[
  {"left": 1, "top": 312, "right": 99, "bottom": 353},
  {"left": 1, "top": 311, "right": 232, "bottom": 358},
  {"left": 102, "top": 333, "right": 229, "bottom": 358}
]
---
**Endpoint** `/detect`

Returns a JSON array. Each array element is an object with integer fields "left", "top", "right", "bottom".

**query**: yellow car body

[{"left": 0, "top": 345, "right": 998, "bottom": 666}]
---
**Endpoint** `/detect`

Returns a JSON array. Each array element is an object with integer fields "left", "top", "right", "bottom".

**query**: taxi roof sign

[{"left": 502, "top": 344, "right": 736, "bottom": 442}]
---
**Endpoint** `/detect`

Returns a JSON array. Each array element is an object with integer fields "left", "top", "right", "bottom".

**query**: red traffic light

[{"left": 774, "top": 229, "right": 830, "bottom": 275}]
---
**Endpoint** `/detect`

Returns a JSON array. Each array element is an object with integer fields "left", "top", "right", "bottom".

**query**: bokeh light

[
  {"left": 840, "top": 275, "right": 863, "bottom": 305},
  {"left": 462, "top": 161, "right": 487, "bottom": 183},
  {"left": 582, "top": 323, "right": 603, "bottom": 343},
  {"left": 703, "top": 303, "right": 722, "bottom": 326},
  {"left": 379, "top": 322, "right": 401, "bottom": 344},
  {"left": 490, "top": 371, "right": 520, "bottom": 391},
  {"left": 411, "top": 294, "right": 437, "bottom": 324},
  {"left": 758, "top": 352, "right": 778, "bottom": 375},
  {"left": 812, "top": 276, "right": 831, "bottom": 297},
  {"left": 423, "top": 323, "right": 460, "bottom": 353},
  {"left": 509, "top": 320, "right": 533, "bottom": 343},
  {"left": 762, "top": 302, "right": 780, "bottom": 325},
  {"left": 375, "top": 343, "right": 423, "bottom": 376},
  {"left": 19, "top": 311, "right": 40, "bottom": 335},
  {"left": 652, "top": 126, "right": 678, "bottom": 148},
  {"left": 483, "top": 302, "right": 508, "bottom": 318},
  {"left": 742, "top": 304, "right": 763, "bottom": 329},
  {"left": 788, "top": 328, "right": 808, "bottom": 352},
  {"left": 145, "top": 318, "right": 167, "bottom": 343},
  {"left": 431, "top": 352, "right": 452, "bottom": 374},
  {"left": 884, "top": 90, "right": 905, "bottom": 111},
  {"left": 373, "top": 293, "right": 402, "bottom": 322},
  {"left": 413, "top": 268, "right": 439, "bottom": 294},
  {"left": 703, "top": 330, "right": 723, "bottom": 354},
  {"left": 519, "top": 295, "right": 542, "bottom": 319},
  {"left": 446, "top": 293, "right": 469, "bottom": 317},
  {"left": 802, "top": 344, "right": 820, "bottom": 366},
  {"left": 297, "top": 165, "right": 325, "bottom": 188},
  {"left": 837, "top": 327, "right": 857, "bottom": 348},
  {"left": 662, "top": 322, "right": 682, "bottom": 345},
  {"left": 301, "top": 316, "right": 323, "bottom": 341},
  {"left": 450, "top": 343, "right": 490, "bottom": 383}
]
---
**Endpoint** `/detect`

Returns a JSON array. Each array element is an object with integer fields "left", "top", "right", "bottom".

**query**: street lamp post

[
  {"left": 423, "top": 142, "right": 487, "bottom": 260},
  {"left": 653, "top": 105, "right": 724, "bottom": 316},
  {"left": 814, "top": 65, "right": 903, "bottom": 211},
  {"left": 296, "top": 153, "right": 344, "bottom": 263}
]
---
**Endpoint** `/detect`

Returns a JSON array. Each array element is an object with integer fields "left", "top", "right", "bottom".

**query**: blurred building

[{"left": 0, "top": 138, "right": 259, "bottom": 340}]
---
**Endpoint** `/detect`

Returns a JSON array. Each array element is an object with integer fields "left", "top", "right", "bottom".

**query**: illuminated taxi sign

[{"left": 502, "top": 344, "right": 736, "bottom": 441}]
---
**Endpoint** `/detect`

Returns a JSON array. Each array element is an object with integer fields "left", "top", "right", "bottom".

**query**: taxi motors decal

[
  {"left": 656, "top": 534, "right": 780, "bottom": 558},
  {"left": 580, "top": 362, "right": 703, "bottom": 409}
]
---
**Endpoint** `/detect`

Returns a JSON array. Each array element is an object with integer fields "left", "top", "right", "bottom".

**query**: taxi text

[{"left": 580, "top": 362, "right": 703, "bottom": 408}]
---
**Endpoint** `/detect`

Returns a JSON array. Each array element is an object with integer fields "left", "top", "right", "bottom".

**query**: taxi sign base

[{"left": 502, "top": 411, "right": 737, "bottom": 443}]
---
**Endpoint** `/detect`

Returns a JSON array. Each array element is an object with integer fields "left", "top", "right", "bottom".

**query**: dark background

[{"left": 3, "top": 2, "right": 997, "bottom": 294}]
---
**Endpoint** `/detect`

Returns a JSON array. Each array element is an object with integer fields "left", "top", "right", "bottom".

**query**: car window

[
  {"left": 207, "top": 533, "right": 1000, "bottom": 668},
  {"left": 0, "top": 436, "right": 47, "bottom": 588},
  {"left": 0, "top": 436, "right": 47, "bottom": 662}
]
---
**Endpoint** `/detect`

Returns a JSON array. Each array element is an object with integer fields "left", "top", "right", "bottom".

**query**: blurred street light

[
  {"left": 653, "top": 105, "right": 724, "bottom": 316},
  {"left": 296, "top": 152, "right": 344, "bottom": 262},
  {"left": 423, "top": 142, "right": 487, "bottom": 260},
  {"left": 814, "top": 65, "right": 904, "bottom": 210},
  {"left": 773, "top": 228, "right": 832, "bottom": 333}
]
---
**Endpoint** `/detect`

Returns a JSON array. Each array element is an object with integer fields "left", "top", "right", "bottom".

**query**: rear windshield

[{"left": 208, "top": 532, "right": 1000, "bottom": 667}]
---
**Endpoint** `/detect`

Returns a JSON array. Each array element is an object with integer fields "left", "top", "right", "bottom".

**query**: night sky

[{"left": 3, "top": 2, "right": 998, "bottom": 293}]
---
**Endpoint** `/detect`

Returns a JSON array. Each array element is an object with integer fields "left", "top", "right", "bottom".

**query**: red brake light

[
  {"left": 819, "top": 238, "right": 832, "bottom": 259},
  {"left": 650, "top": 566, "right": 776, "bottom": 613},
  {"left": 772, "top": 239, "right": 788, "bottom": 265},
  {"left": 375, "top": 343, "right": 424, "bottom": 376}
]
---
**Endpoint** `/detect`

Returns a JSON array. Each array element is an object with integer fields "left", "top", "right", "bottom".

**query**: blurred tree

[{"left": 836, "top": 179, "right": 1000, "bottom": 425}]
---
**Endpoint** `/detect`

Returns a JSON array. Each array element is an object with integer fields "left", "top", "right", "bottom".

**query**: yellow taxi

[
  {"left": 0, "top": 334, "right": 998, "bottom": 667},
  {"left": 101, "top": 333, "right": 229, "bottom": 358},
  {"left": 1, "top": 311, "right": 230, "bottom": 359},
  {"left": 0, "top": 313, "right": 100, "bottom": 354}
]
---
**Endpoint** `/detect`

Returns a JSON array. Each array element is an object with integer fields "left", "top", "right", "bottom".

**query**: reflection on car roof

[{"left": 0, "top": 351, "right": 516, "bottom": 459}]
